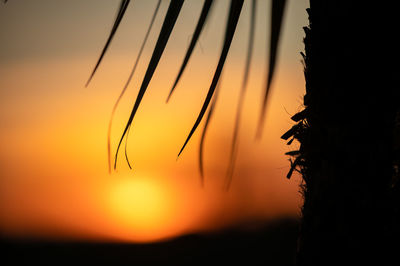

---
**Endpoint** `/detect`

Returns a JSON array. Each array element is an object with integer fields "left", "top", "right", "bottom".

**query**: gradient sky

[{"left": 0, "top": 0, "right": 308, "bottom": 242}]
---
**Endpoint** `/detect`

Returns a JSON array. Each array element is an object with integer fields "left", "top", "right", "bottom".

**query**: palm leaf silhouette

[
  {"left": 256, "top": 0, "right": 287, "bottom": 138},
  {"left": 225, "top": 0, "right": 257, "bottom": 189},
  {"left": 87, "top": 0, "right": 288, "bottom": 183},
  {"left": 166, "top": 0, "right": 214, "bottom": 102},
  {"left": 106, "top": 0, "right": 162, "bottom": 173},
  {"left": 177, "top": 0, "right": 244, "bottom": 158},
  {"left": 86, "top": 0, "right": 131, "bottom": 87},
  {"left": 114, "top": 0, "right": 184, "bottom": 169},
  {"left": 199, "top": 75, "right": 222, "bottom": 186}
]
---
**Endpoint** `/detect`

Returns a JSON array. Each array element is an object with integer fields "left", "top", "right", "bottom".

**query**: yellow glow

[{"left": 107, "top": 176, "right": 175, "bottom": 241}]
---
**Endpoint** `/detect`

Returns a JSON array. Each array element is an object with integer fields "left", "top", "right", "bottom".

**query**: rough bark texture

[{"left": 286, "top": 1, "right": 400, "bottom": 265}]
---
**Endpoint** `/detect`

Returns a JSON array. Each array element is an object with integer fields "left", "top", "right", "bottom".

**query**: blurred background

[{"left": 0, "top": 0, "right": 308, "bottom": 243}]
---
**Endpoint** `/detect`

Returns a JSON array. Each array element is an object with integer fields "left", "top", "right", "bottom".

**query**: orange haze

[{"left": 0, "top": 0, "right": 308, "bottom": 242}]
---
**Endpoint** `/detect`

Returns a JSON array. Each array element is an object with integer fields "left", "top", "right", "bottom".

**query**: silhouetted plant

[{"left": 85, "top": 0, "right": 287, "bottom": 185}]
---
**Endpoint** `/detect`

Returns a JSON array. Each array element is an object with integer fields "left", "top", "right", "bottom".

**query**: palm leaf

[
  {"left": 198, "top": 76, "right": 222, "bottom": 186},
  {"left": 86, "top": 0, "right": 131, "bottom": 87},
  {"left": 256, "top": 0, "right": 287, "bottom": 138},
  {"left": 166, "top": 0, "right": 214, "bottom": 102},
  {"left": 225, "top": 0, "right": 256, "bottom": 189},
  {"left": 107, "top": 0, "right": 161, "bottom": 173},
  {"left": 177, "top": 0, "right": 244, "bottom": 158},
  {"left": 114, "top": 0, "right": 185, "bottom": 169}
]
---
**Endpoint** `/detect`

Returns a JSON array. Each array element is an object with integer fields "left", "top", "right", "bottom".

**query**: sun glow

[{"left": 107, "top": 176, "right": 178, "bottom": 241}]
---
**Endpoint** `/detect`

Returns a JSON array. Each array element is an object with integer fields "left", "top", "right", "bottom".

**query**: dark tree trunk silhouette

[{"left": 289, "top": 1, "right": 400, "bottom": 265}]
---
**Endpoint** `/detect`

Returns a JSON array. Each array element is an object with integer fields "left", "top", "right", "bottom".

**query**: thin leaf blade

[
  {"left": 107, "top": 0, "right": 161, "bottom": 173},
  {"left": 225, "top": 0, "right": 257, "bottom": 189},
  {"left": 198, "top": 77, "right": 222, "bottom": 186},
  {"left": 166, "top": 0, "right": 214, "bottom": 102},
  {"left": 256, "top": 0, "right": 287, "bottom": 138},
  {"left": 114, "top": 0, "right": 185, "bottom": 169},
  {"left": 86, "top": 0, "right": 131, "bottom": 87},
  {"left": 177, "top": 0, "right": 244, "bottom": 158}
]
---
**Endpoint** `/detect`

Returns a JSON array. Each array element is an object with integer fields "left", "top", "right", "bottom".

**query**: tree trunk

[{"left": 293, "top": 1, "right": 400, "bottom": 265}]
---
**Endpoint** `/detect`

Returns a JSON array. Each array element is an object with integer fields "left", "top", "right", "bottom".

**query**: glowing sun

[{"left": 107, "top": 176, "right": 176, "bottom": 241}]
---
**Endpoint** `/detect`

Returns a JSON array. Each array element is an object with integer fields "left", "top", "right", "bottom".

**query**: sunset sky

[{"left": 0, "top": 0, "right": 308, "bottom": 242}]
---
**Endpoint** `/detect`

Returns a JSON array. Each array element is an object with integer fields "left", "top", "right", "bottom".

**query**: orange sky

[{"left": 0, "top": 0, "right": 308, "bottom": 242}]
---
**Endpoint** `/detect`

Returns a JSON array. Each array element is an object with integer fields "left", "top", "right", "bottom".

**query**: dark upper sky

[{"left": 0, "top": 0, "right": 308, "bottom": 64}]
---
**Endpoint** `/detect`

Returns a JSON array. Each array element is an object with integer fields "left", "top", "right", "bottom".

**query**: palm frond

[
  {"left": 91, "top": 0, "right": 289, "bottom": 186},
  {"left": 86, "top": 0, "right": 131, "bottom": 87},
  {"left": 114, "top": 0, "right": 185, "bottom": 169},
  {"left": 256, "top": 0, "right": 287, "bottom": 138},
  {"left": 225, "top": 0, "right": 257, "bottom": 189},
  {"left": 107, "top": 0, "right": 161, "bottom": 173},
  {"left": 198, "top": 76, "right": 222, "bottom": 186},
  {"left": 177, "top": 0, "right": 244, "bottom": 158},
  {"left": 166, "top": 0, "right": 214, "bottom": 102}
]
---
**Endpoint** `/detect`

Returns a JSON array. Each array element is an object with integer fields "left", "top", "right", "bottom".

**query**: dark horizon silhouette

[{"left": 1, "top": 217, "right": 299, "bottom": 266}]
